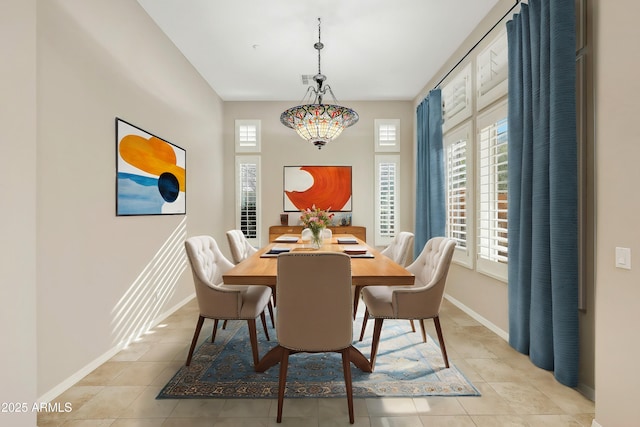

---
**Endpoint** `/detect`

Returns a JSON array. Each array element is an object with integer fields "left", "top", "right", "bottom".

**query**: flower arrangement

[{"left": 299, "top": 205, "right": 334, "bottom": 233}]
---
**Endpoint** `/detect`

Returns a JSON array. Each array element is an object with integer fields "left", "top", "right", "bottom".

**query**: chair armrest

[{"left": 391, "top": 283, "right": 443, "bottom": 319}]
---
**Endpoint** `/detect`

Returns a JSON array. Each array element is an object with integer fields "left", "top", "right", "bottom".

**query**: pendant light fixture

[{"left": 280, "top": 18, "right": 359, "bottom": 149}]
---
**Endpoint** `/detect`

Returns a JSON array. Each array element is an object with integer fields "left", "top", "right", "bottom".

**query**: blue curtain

[
  {"left": 507, "top": 0, "right": 578, "bottom": 387},
  {"left": 415, "top": 89, "right": 445, "bottom": 258}
]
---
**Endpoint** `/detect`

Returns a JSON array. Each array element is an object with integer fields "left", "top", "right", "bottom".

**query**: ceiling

[{"left": 137, "top": 0, "right": 501, "bottom": 102}]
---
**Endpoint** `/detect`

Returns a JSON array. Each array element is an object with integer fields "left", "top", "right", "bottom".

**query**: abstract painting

[
  {"left": 116, "top": 118, "right": 186, "bottom": 216},
  {"left": 283, "top": 166, "right": 352, "bottom": 212}
]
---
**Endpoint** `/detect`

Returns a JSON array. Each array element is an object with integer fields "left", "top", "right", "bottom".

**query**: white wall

[
  {"left": 223, "top": 101, "right": 415, "bottom": 246},
  {"left": 0, "top": 1, "right": 37, "bottom": 425},
  {"left": 36, "top": 0, "right": 225, "bottom": 399},
  {"left": 593, "top": 0, "right": 640, "bottom": 424}
]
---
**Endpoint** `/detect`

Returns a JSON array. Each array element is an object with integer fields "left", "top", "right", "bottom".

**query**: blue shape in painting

[
  {"left": 158, "top": 172, "right": 179, "bottom": 202},
  {"left": 117, "top": 173, "right": 165, "bottom": 215}
]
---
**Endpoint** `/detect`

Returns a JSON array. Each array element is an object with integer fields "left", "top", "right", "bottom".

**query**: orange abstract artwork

[{"left": 284, "top": 166, "right": 352, "bottom": 212}]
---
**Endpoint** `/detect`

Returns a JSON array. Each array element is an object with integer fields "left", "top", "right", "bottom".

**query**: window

[
  {"left": 234, "top": 120, "right": 261, "bottom": 152},
  {"left": 235, "top": 156, "right": 260, "bottom": 246},
  {"left": 444, "top": 123, "right": 473, "bottom": 268},
  {"left": 477, "top": 30, "right": 508, "bottom": 110},
  {"left": 440, "top": 29, "right": 509, "bottom": 279},
  {"left": 476, "top": 101, "right": 508, "bottom": 280},
  {"left": 375, "top": 155, "right": 400, "bottom": 246},
  {"left": 374, "top": 119, "right": 400, "bottom": 152},
  {"left": 234, "top": 119, "right": 261, "bottom": 246},
  {"left": 442, "top": 64, "right": 472, "bottom": 132}
]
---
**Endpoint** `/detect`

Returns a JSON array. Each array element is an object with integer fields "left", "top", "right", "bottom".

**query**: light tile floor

[{"left": 38, "top": 299, "right": 595, "bottom": 427}]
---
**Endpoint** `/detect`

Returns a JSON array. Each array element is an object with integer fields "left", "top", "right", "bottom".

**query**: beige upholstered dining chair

[
  {"left": 274, "top": 252, "right": 356, "bottom": 424},
  {"left": 359, "top": 237, "right": 456, "bottom": 371},
  {"left": 379, "top": 231, "right": 416, "bottom": 330},
  {"left": 300, "top": 227, "right": 313, "bottom": 243},
  {"left": 380, "top": 231, "right": 415, "bottom": 267},
  {"left": 353, "top": 231, "right": 415, "bottom": 319},
  {"left": 225, "top": 229, "right": 258, "bottom": 264},
  {"left": 184, "top": 235, "right": 273, "bottom": 367}
]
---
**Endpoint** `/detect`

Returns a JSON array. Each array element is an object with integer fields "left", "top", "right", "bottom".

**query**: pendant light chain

[{"left": 317, "top": 18, "right": 322, "bottom": 75}]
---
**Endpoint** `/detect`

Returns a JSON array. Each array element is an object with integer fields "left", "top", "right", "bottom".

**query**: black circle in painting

[{"left": 158, "top": 172, "right": 179, "bottom": 202}]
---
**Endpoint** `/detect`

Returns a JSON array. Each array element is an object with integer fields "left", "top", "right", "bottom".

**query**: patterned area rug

[{"left": 157, "top": 314, "right": 479, "bottom": 399}]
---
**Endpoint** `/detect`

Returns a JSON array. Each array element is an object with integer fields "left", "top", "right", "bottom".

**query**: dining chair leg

[
  {"left": 433, "top": 316, "right": 450, "bottom": 368},
  {"left": 260, "top": 311, "right": 270, "bottom": 341},
  {"left": 270, "top": 285, "right": 277, "bottom": 306},
  {"left": 419, "top": 319, "right": 427, "bottom": 343},
  {"left": 246, "top": 319, "right": 260, "bottom": 367},
  {"left": 370, "top": 318, "right": 384, "bottom": 371},
  {"left": 358, "top": 309, "right": 370, "bottom": 342},
  {"left": 410, "top": 320, "right": 416, "bottom": 332},
  {"left": 222, "top": 320, "right": 228, "bottom": 330},
  {"left": 341, "top": 348, "right": 355, "bottom": 424},
  {"left": 186, "top": 315, "right": 205, "bottom": 366},
  {"left": 267, "top": 300, "right": 275, "bottom": 328},
  {"left": 352, "top": 285, "right": 363, "bottom": 319},
  {"left": 211, "top": 319, "right": 219, "bottom": 343},
  {"left": 276, "top": 348, "right": 291, "bottom": 423}
]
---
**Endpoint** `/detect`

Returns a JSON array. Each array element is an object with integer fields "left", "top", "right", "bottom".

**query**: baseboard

[
  {"left": 444, "top": 293, "right": 509, "bottom": 341},
  {"left": 445, "top": 294, "right": 597, "bottom": 402},
  {"left": 37, "top": 294, "right": 195, "bottom": 403},
  {"left": 576, "top": 382, "right": 596, "bottom": 402}
]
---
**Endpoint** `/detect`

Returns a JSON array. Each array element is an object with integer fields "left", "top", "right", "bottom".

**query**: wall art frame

[
  {"left": 283, "top": 165, "right": 352, "bottom": 212},
  {"left": 116, "top": 117, "right": 186, "bottom": 216}
]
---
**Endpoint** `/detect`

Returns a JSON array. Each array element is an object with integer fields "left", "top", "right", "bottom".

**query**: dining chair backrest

[
  {"left": 184, "top": 235, "right": 272, "bottom": 368},
  {"left": 405, "top": 237, "right": 456, "bottom": 316},
  {"left": 379, "top": 231, "right": 415, "bottom": 266},
  {"left": 226, "top": 229, "right": 257, "bottom": 264},
  {"left": 300, "top": 228, "right": 313, "bottom": 242},
  {"left": 276, "top": 252, "right": 353, "bottom": 351},
  {"left": 184, "top": 235, "right": 241, "bottom": 318}
]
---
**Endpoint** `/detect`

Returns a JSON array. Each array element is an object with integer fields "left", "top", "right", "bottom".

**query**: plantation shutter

[
  {"left": 477, "top": 31, "right": 508, "bottom": 110},
  {"left": 446, "top": 139, "right": 468, "bottom": 249},
  {"left": 235, "top": 156, "right": 260, "bottom": 245},
  {"left": 442, "top": 64, "right": 472, "bottom": 132},
  {"left": 235, "top": 120, "right": 261, "bottom": 152},
  {"left": 477, "top": 103, "right": 508, "bottom": 279},
  {"left": 375, "top": 155, "right": 400, "bottom": 246},
  {"left": 374, "top": 119, "right": 401, "bottom": 152}
]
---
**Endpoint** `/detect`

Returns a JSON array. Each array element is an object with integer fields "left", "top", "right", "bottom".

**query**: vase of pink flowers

[{"left": 300, "top": 206, "right": 334, "bottom": 249}]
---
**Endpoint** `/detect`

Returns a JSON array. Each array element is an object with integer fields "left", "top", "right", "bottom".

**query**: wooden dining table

[{"left": 222, "top": 233, "right": 415, "bottom": 373}]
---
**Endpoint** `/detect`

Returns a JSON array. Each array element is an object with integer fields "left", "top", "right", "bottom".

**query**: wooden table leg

[
  {"left": 255, "top": 344, "right": 372, "bottom": 373},
  {"left": 255, "top": 345, "right": 284, "bottom": 372},
  {"left": 347, "top": 345, "right": 373, "bottom": 373}
]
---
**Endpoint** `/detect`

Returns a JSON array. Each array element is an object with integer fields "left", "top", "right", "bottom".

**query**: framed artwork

[
  {"left": 283, "top": 166, "right": 352, "bottom": 212},
  {"left": 116, "top": 118, "right": 186, "bottom": 216}
]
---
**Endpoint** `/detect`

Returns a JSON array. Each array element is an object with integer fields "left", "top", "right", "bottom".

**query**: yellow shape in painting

[{"left": 119, "top": 135, "right": 185, "bottom": 192}]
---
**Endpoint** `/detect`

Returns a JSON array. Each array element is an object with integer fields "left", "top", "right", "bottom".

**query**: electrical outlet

[{"left": 615, "top": 247, "right": 631, "bottom": 270}]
